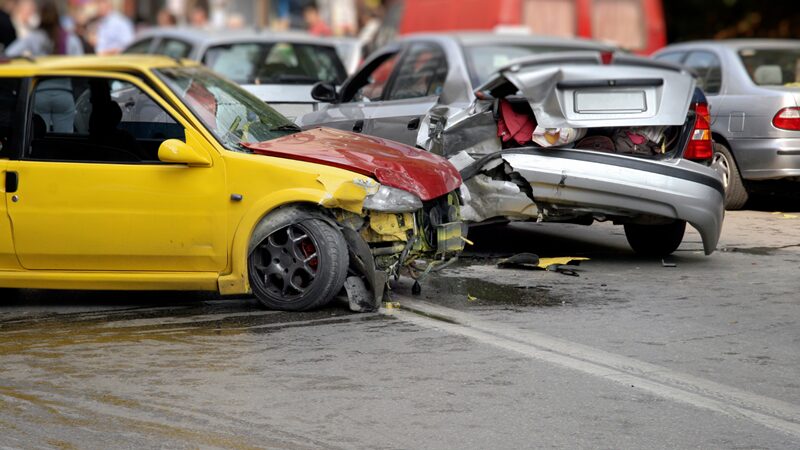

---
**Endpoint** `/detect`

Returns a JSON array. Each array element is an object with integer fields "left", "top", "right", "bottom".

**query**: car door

[
  {"left": 298, "top": 48, "right": 401, "bottom": 133},
  {"left": 365, "top": 41, "right": 448, "bottom": 145},
  {"left": 5, "top": 73, "right": 228, "bottom": 272},
  {"left": 0, "top": 77, "right": 23, "bottom": 270}
]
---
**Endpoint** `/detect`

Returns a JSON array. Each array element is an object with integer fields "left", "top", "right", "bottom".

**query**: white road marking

[{"left": 384, "top": 298, "right": 800, "bottom": 439}]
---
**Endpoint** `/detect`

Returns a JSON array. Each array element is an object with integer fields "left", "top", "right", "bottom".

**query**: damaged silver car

[{"left": 300, "top": 33, "right": 725, "bottom": 256}]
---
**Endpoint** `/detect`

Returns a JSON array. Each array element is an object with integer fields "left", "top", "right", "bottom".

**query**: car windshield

[
  {"left": 202, "top": 42, "right": 347, "bottom": 85},
  {"left": 156, "top": 66, "right": 300, "bottom": 151},
  {"left": 465, "top": 43, "right": 608, "bottom": 87},
  {"left": 738, "top": 48, "right": 800, "bottom": 86}
]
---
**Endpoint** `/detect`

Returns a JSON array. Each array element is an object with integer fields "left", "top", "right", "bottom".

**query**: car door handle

[
  {"left": 353, "top": 120, "right": 364, "bottom": 133},
  {"left": 407, "top": 117, "right": 420, "bottom": 130},
  {"left": 5, "top": 171, "right": 18, "bottom": 193}
]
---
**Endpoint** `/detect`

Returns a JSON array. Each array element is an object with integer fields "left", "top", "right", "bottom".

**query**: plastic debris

[{"left": 498, "top": 254, "right": 589, "bottom": 276}]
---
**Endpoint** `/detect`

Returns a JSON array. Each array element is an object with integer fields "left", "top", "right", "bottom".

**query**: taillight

[
  {"left": 772, "top": 107, "right": 800, "bottom": 130},
  {"left": 684, "top": 102, "right": 713, "bottom": 162}
]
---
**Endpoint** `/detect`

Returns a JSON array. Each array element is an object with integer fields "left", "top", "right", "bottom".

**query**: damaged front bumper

[
  {"left": 334, "top": 191, "right": 466, "bottom": 311},
  {"left": 455, "top": 148, "right": 725, "bottom": 255}
]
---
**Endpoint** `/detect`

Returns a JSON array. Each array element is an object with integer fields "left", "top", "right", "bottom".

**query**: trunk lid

[{"left": 475, "top": 52, "right": 697, "bottom": 128}]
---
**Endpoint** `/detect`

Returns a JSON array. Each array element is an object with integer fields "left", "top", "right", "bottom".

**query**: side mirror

[
  {"left": 158, "top": 139, "right": 211, "bottom": 167},
  {"left": 311, "top": 81, "right": 338, "bottom": 103}
]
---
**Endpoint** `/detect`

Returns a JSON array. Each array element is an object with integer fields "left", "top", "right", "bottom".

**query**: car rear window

[
  {"left": 202, "top": 42, "right": 347, "bottom": 86},
  {"left": 464, "top": 44, "right": 610, "bottom": 88},
  {"left": 738, "top": 48, "right": 800, "bottom": 86}
]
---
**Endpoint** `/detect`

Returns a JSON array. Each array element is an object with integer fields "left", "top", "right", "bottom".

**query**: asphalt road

[{"left": 1, "top": 204, "right": 799, "bottom": 448}]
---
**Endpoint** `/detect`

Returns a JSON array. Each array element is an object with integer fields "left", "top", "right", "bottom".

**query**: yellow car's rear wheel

[{"left": 248, "top": 212, "right": 348, "bottom": 311}]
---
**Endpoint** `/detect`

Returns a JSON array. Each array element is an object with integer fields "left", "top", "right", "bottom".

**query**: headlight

[{"left": 363, "top": 185, "right": 423, "bottom": 212}]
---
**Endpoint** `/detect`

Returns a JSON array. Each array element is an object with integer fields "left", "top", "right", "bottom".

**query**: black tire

[
  {"left": 712, "top": 143, "right": 748, "bottom": 210},
  {"left": 248, "top": 208, "right": 348, "bottom": 311},
  {"left": 624, "top": 220, "right": 686, "bottom": 257}
]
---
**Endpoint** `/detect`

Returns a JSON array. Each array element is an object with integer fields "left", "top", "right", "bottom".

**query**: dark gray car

[
  {"left": 300, "top": 33, "right": 724, "bottom": 256},
  {"left": 653, "top": 39, "right": 800, "bottom": 209}
]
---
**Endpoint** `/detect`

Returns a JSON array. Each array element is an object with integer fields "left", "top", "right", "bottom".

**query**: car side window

[
  {"left": 684, "top": 51, "right": 723, "bottom": 95},
  {"left": 348, "top": 53, "right": 400, "bottom": 102},
  {"left": 124, "top": 38, "right": 154, "bottom": 54},
  {"left": 154, "top": 38, "right": 192, "bottom": 59},
  {"left": 386, "top": 43, "right": 448, "bottom": 101},
  {"left": 28, "top": 77, "right": 185, "bottom": 163},
  {"left": 0, "top": 78, "right": 21, "bottom": 159},
  {"left": 654, "top": 52, "right": 687, "bottom": 65}
]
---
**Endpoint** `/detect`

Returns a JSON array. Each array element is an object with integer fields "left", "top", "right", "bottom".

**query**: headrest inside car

[{"left": 754, "top": 65, "right": 783, "bottom": 85}]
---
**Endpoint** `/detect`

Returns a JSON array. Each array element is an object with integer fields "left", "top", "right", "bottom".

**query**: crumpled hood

[{"left": 243, "top": 127, "right": 462, "bottom": 201}]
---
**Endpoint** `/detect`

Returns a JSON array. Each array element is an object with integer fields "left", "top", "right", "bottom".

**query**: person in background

[
  {"left": 157, "top": 8, "right": 177, "bottom": 27},
  {"left": 0, "top": 0, "right": 16, "bottom": 51},
  {"left": 94, "top": 0, "right": 133, "bottom": 55},
  {"left": 188, "top": 1, "right": 209, "bottom": 28},
  {"left": 5, "top": 0, "right": 82, "bottom": 57},
  {"left": 5, "top": 1, "right": 82, "bottom": 133},
  {"left": 304, "top": 4, "right": 331, "bottom": 36},
  {"left": 10, "top": 0, "right": 36, "bottom": 40}
]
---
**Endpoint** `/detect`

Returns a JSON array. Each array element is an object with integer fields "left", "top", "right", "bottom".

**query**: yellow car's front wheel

[{"left": 248, "top": 210, "right": 348, "bottom": 311}]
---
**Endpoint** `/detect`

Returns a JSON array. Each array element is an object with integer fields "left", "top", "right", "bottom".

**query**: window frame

[
  {"left": 339, "top": 49, "right": 403, "bottom": 103},
  {"left": 683, "top": 50, "right": 723, "bottom": 95},
  {"left": 153, "top": 38, "right": 194, "bottom": 60},
  {"left": 384, "top": 41, "right": 449, "bottom": 102},
  {"left": 22, "top": 70, "right": 192, "bottom": 166},
  {"left": 123, "top": 37, "right": 156, "bottom": 55}
]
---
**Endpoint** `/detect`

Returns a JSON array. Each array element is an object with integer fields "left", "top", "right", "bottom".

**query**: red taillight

[
  {"left": 684, "top": 102, "right": 713, "bottom": 162},
  {"left": 600, "top": 51, "right": 614, "bottom": 65},
  {"left": 772, "top": 107, "right": 800, "bottom": 131}
]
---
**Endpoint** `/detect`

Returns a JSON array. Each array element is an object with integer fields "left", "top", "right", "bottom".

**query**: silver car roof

[
  {"left": 399, "top": 31, "right": 616, "bottom": 50},
  {"left": 659, "top": 39, "right": 800, "bottom": 52},
  {"left": 132, "top": 27, "right": 338, "bottom": 48}
]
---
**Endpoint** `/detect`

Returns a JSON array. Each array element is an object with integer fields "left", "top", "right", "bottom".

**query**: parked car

[
  {"left": 299, "top": 33, "right": 724, "bottom": 256},
  {"left": 0, "top": 55, "right": 464, "bottom": 311},
  {"left": 653, "top": 40, "right": 800, "bottom": 209},
  {"left": 123, "top": 28, "right": 348, "bottom": 121}
]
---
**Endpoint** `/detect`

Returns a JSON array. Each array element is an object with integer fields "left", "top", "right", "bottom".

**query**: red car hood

[{"left": 243, "top": 127, "right": 461, "bottom": 201}]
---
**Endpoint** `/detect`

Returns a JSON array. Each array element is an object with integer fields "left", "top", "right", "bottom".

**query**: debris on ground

[
  {"left": 661, "top": 258, "right": 677, "bottom": 268},
  {"left": 497, "top": 254, "right": 589, "bottom": 276}
]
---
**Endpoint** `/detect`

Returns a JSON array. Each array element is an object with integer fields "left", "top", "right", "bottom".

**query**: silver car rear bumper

[
  {"left": 498, "top": 148, "right": 725, "bottom": 255},
  {"left": 731, "top": 137, "right": 800, "bottom": 180}
]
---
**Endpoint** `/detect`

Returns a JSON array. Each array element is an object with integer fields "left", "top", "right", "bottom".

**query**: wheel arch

[{"left": 218, "top": 188, "right": 355, "bottom": 296}]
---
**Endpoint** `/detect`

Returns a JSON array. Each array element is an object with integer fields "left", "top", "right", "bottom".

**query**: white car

[{"left": 124, "top": 28, "right": 348, "bottom": 121}]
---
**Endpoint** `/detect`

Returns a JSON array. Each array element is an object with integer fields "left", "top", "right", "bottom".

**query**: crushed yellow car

[{"left": 0, "top": 56, "right": 464, "bottom": 311}]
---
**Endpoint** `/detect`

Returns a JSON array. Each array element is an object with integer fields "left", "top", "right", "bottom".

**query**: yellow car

[{"left": 0, "top": 56, "right": 464, "bottom": 311}]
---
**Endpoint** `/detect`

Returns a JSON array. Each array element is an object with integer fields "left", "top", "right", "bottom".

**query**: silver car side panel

[{"left": 499, "top": 150, "right": 724, "bottom": 255}]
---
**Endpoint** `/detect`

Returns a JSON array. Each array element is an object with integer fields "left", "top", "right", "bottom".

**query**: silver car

[
  {"left": 653, "top": 40, "right": 800, "bottom": 209},
  {"left": 300, "top": 33, "right": 724, "bottom": 256},
  {"left": 123, "top": 28, "right": 348, "bottom": 120}
]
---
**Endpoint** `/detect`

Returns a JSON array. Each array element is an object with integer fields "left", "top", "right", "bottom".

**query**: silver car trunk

[{"left": 476, "top": 52, "right": 697, "bottom": 128}]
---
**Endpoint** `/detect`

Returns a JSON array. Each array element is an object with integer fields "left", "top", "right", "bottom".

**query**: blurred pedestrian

[
  {"left": 5, "top": 0, "right": 83, "bottom": 57},
  {"left": 94, "top": 0, "right": 133, "bottom": 55},
  {"left": 0, "top": 0, "right": 16, "bottom": 51},
  {"left": 304, "top": 4, "right": 331, "bottom": 36},
  {"left": 189, "top": 1, "right": 209, "bottom": 28},
  {"left": 156, "top": 8, "right": 177, "bottom": 27},
  {"left": 6, "top": 0, "right": 81, "bottom": 133},
  {"left": 10, "top": 0, "right": 36, "bottom": 40}
]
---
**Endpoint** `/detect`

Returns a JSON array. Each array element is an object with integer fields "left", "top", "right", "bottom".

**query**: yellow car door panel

[{"left": 6, "top": 74, "right": 227, "bottom": 272}]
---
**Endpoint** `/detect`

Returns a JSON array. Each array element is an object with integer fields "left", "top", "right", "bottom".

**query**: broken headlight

[{"left": 363, "top": 185, "right": 423, "bottom": 213}]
